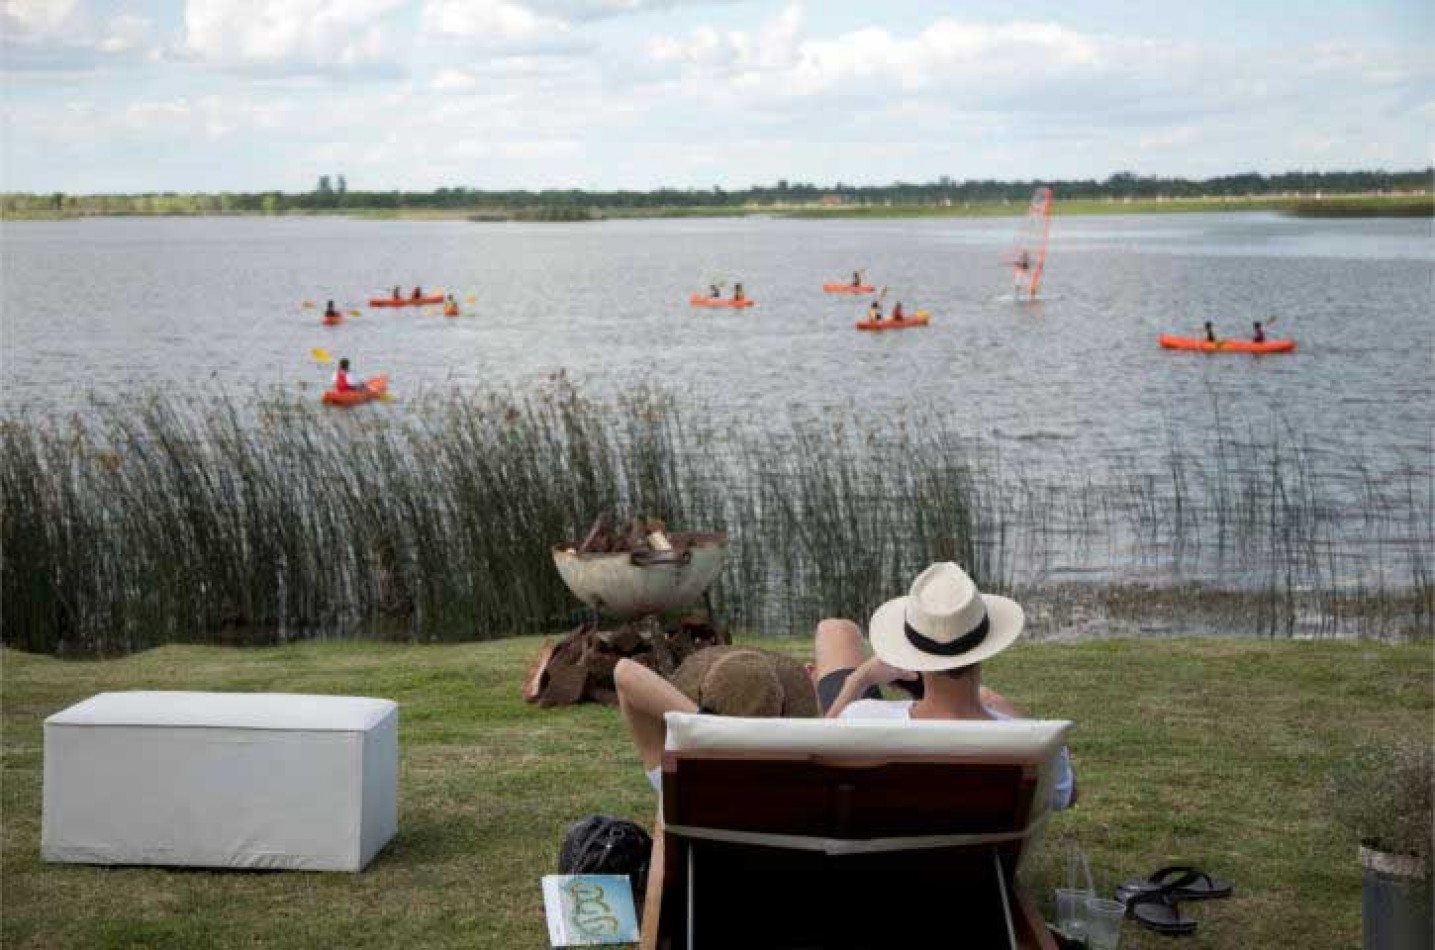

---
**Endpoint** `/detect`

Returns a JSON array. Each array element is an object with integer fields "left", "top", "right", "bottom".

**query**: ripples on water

[{"left": 3, "top": 213, "right": 1431, "bottom": 610}]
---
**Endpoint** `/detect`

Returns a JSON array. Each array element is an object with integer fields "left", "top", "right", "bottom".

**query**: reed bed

[{"left": 2, "top": 382, "right": 1429, "bottom": 655}]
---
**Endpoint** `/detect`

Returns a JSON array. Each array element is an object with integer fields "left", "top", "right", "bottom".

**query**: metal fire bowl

[{"left": 552, "top": 533, "right": 728, "bottom": 620}]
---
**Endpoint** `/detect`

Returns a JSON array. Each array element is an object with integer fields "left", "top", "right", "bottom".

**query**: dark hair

[
  {"left": 339, "top": 358, "right": 350, "bottom": 369},
  {"left": 559, "top": 816, "right": 652, "bottom": 910}
]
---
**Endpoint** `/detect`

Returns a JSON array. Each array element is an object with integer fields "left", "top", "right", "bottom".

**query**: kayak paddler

[
  {"left": 411, "top": 286, "right": 424, "bottom": 300},
  {"left": 391, "top": 286, "right": 402, "bottom": 300},
  {"left": 1252, "top": 321, "right": 1265, "bottom": 343},
  {"left": 891, "top": 302, "right": 905, "bottom": 322},
  {"left": 709, "top": 284, "right": 721, "bottom": 298},
  {"left": 1204, "top": 321, "right": 1217, "bottom": 343},
  {"left": 851, "top": 270, "right": 863, "bottom": 287},
  {"left": 733, "top": 282, "right": 746, "bottom": 302},
  {"left": 333, "top": 357, "right": 361, "bottom": 392},
  {"left": 324, "top": 300, "right": 339, "bottom": 319},
  {"left": 868, "top": 300, "right": 883, "bottom": 322}
]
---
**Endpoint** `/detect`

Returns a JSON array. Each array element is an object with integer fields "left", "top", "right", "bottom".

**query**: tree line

[{"left": 3, "top": 168, "right": 1429, "bottom": 216}]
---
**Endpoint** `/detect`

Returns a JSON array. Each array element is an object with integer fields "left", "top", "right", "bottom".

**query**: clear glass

[
  {"left": 1055, "top": 887, "right": 1090, "bottom": 940},
  {"left": 1082, "top": 896, "right": 1127, "bottom": 950}
]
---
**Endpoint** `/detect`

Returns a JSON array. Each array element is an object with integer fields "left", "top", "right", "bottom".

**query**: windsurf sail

[{"left": 1007, "top": 186, "right": 1053, "bottom": 301}]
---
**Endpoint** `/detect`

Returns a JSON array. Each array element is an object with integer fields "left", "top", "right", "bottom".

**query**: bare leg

[
  {"left": 615, "top": 659, "right": 698, "bottom": 771},
  {"left": 812, "top": 618, "right": 868, "bottom": 682}
]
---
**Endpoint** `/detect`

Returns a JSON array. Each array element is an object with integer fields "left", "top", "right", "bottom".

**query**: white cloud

[
  {"left": 422, "top": 0, "right": 569, "bottom": 42},
  {"left": 182, "top": 0, "right": 408, "bottom": 71},
  {"left": 2, "top": 0, "right": 81, "bottom": 37},
  {"left": 430, "top": 68, "right": 477, "bottom": 90}
]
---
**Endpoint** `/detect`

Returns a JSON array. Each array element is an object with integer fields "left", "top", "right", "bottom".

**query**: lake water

[{"left": 3, "top": 213, "right": 1432, "bottom": 596}]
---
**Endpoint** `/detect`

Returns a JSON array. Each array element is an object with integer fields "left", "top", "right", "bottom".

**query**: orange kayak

[
  {"left": 1159, "top": 335, "right": 1295, "bottom": 354},
  {"left": 690, "top": 294, "right": 755, "bottom": 308},
  {"left": 857, "top": 312, "right": 930, "bottom": 331},
  {"left": 371, "top": 295, "right": 444, "bottom": 308},
  {"left": 322, "top": 374, "right": 389, "bottom": 407},
  {"left": 322, "top": 313, "right": 343, "bottom": 326},
  {"left": 824, "top": 283, "right": 876, "bottom": 294},
  {"left": 443, "top": 305, "right": 459, "bottom": 317}
]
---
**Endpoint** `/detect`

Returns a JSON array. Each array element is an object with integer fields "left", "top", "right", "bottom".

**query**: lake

[{"left": 3, "top": 212, "right": 1432, "bottom": 604}]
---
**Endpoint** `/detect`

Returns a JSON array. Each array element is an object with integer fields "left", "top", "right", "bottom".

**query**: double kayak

[
  {"left": 690, "top": 294, "right": 755, "bottom": 309},
  {"left": 823, "top": 283, "right": 876, "bottom": 294},
  {"left": 857, "top": 312, "right": 930, "bottom": 331},
  {"left": 322, "top": 374, "right": 389, "bottom": 407},
  {"left": 370, "top": 295, "right": 445, "bottom": 308},
  {"left": 1159, "top": 335, "right": 1295, "bottom": 354}
]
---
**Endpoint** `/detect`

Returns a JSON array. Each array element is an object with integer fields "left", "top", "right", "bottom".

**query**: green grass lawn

[{"left": 3, "top": 636, "right": 1429, "bottom": 949}]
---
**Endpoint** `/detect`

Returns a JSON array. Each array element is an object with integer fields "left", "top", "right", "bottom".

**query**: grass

[
  {"left": 2, "top": 635, "right": 1429, "bottom": 949},
  {"left": 3, "top": 386, "right": 1429, "bottom": 656}
]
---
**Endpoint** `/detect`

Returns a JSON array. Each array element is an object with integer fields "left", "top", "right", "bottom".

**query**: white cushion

[{"left": 665, "top": 712, "right": 1071, "bottom": 759}]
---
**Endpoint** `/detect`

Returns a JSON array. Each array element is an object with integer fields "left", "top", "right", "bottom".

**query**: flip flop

[
  {"left": 1116, "top": 865, "right": 1233, "bottom": 904},
  {"left": 1126, "top": 888, "right": 1198, "bottom": 935}
]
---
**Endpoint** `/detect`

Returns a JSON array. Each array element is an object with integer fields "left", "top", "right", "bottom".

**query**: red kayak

[
  {"left": 322, "top": 313, "right": 343, "bottom": 326},
  {"left": 824, "top": 283, "right": 876, "bottom": 294},
  {"left": 322, "top": 374, "right": 389, "bottom": 407},
  {"left": 371, "top": 295, "right": 444, "bottom": 308},
  {"left": 1159, "top": 335, "right": 1295, "bottom": 354},
  {"left": 857, "top": 312, "right": 930, "bottom": 331},
  {"left": 690, "top": 294, "right": 755, "bottom": 309}
]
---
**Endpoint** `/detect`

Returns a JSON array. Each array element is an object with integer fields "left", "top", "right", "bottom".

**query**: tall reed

[{"left": 2, "top": 382, "right": 1429, "bottom": 655}]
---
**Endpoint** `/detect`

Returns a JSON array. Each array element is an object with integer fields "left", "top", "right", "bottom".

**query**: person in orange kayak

[
  {"left": 868, "top": 300, "right": 883, "bottom": 322},
  {"left": 891, "top": 302, "right": 905, "bottom": 322},
  {"left": 733, "top": 282, "right": 746, "bottom": 302},
  {"left": 411, "top": 286, "right": 424, "bottom": 300},
  {"left": 1252, "top": 321, "right": 1265, "bottom": 343},
  {"left": 709, "top": 284, "right": 721, "bottom": 298},
  {"left": 391, "top": 286, "right": 402, "bottom": 299},
  {"left": 1204, "top": 321, "right": 1217, "bottom": 343},
  {"left": 851, "top": 270, "right": 863, "bottom": 287},
  {"left": 324, "top": 300, "right": 339, "bottom": 319},
  {"left": 333, "top": 357, "right": 362, "bottom": 392}
]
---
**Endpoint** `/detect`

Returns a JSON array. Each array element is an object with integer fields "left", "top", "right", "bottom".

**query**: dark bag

[{"left": 559, "top": 816, "right": 653, "bottom": 909}]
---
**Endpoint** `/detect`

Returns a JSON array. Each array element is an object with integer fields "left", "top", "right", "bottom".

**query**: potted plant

[{"left": 1328, "top": 737, "right": 1432, "bottom": 950}]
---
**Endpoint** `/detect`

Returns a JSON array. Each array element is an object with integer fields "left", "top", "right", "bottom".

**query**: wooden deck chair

[{"left": 639, "top": 713, "right": 1072, "bottom": 950}]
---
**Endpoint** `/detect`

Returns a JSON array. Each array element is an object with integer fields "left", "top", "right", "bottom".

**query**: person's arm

[
  {"left": 614, "top": 659, "right": 698, "bottom": 770},
  {"left": 824, "top": 655, "right": 918, "bottom": 719}
]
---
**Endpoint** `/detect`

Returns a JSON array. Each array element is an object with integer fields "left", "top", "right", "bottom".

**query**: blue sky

[{"left": 2, "top": 0, "right": 1431, "bottom": 192}]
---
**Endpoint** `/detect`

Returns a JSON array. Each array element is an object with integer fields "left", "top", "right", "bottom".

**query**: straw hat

[
  {"left": 670, "top": 646, "right": 820, "bottom": 718},
  {"left": 868, "top": 562, "right": 1024, "bottom": 672}
]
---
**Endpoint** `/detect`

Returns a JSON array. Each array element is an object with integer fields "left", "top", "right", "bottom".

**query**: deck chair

[{"left": 640, "top": 713, "right": 1072, "bottom": 950}]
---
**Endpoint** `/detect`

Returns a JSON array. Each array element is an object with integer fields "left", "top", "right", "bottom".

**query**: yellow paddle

[{"left": 310, "top": 347, "right": 333, "bottom": 364}]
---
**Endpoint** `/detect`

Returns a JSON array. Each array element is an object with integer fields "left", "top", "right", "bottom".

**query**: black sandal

[
  {"left": 1116, "top": 865, "right": 1233, "bottom": 904},
  {"left": 1126, "top": 887, "right": 1198, "bottom": 936}
]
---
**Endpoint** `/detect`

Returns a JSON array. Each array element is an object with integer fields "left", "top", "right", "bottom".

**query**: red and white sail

[{"left": 1007, "top": 186, "right": 1053, "bottom": 301}]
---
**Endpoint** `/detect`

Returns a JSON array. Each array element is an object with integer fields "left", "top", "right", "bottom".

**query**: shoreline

[{"left": 2, "top": 193, "right": 1428, "bottom": 222}]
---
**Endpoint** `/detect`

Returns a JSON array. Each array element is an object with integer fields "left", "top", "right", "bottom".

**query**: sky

[{"left": 1, "top": 0, "right": 1431, "bottom": 193}]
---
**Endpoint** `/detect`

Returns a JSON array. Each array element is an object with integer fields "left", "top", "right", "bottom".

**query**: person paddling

[
  {"left": 411, "top": 286, "right": 424, "bottom": 300},
  {"left": 891, "top": 302, "right": 905, "bottom": 322},
  {"left": 709, "top": 284, "right": 721, "bottom": 298},
  {"left": 324, "top": 300, "right": 339, "bottom": 319},
  {"left": 332, "top": 357, "right": 362, "bottom": 393},
  {"left": 1204, "top": 321, "right": 1217, "bottom": 343},
  {"left": 1252, "top": 321, "right": 1265, "bottom": 343},
  {"left": 868, "top": 300, "right": 883, "bottom": 323},
  {"left": 733, "top": 282, "right": 746, "bottom": 302},
  {"left": 851, "top": 270, "right": 863, "bottom": 288},
  {"left": 391, "top": 286, "right": 402, "bottom": 300}
]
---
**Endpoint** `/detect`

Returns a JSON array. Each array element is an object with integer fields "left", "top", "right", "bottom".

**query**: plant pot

[{"left": 1361, "top": 845, "right": 1432, "bottom": 950}]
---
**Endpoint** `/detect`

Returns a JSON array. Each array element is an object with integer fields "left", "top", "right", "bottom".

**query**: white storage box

[{"left": 42, "top": 691, "right": 398, "bottom": 872}]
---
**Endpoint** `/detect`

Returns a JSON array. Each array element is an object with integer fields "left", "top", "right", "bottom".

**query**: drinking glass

[{"left": 1082, "top": 896, "right": 1127, "bottom": 950}]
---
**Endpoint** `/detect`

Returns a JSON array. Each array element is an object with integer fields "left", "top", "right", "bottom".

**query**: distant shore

[{"left": 3, "top": 193, "right": 1428, "bottom": 222}]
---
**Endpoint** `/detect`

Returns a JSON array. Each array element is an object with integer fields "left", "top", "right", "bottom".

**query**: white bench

[{"left": 43, "top": 691, "right": 398, "bottom": 872}]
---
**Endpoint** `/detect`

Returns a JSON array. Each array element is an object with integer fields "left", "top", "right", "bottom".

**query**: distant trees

[{"left": 2, "top": 167, "right": 1429, "bottom": 218}]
